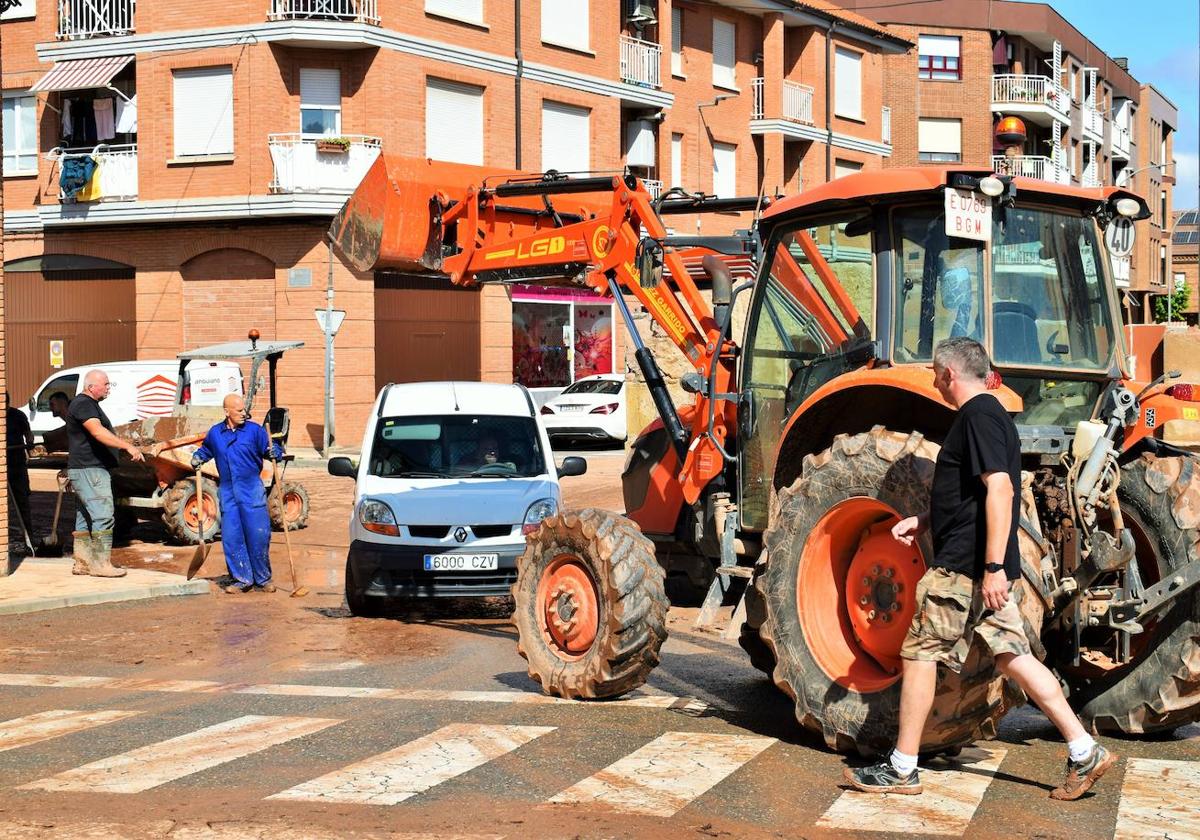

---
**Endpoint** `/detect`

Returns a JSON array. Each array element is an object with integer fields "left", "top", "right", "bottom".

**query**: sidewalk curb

[{"left": 0, "top": 562, "right": 212, "bottom": 616}]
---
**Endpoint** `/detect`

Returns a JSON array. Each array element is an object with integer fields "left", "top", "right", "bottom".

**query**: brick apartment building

[
  {"left": 1173, "top": 208, "right": 1199, "bottom": 324},
  {"left": 839, "top": 0, "right": 1179, "bottom": 323},
  {"left": 0, "top": 0, "right": 906, "bottom": 449}
]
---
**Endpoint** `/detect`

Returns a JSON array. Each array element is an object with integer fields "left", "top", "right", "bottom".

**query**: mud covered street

[{"left": 0, "top": 450, "right": 1197, "bottom": 839}]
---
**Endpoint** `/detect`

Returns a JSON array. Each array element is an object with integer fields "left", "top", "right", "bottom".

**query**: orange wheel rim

[
  {"left": 536, "top": 553, "right": 600, "bottom": 660},
  {"left": 283, "top": 491, "right": 303, "bottom": 521},
  {"left": 796, "top": 498, "right": 925, "bottom": 693},
  {"left": 184, "top": 492, "right": 218, "bottom": 531}
]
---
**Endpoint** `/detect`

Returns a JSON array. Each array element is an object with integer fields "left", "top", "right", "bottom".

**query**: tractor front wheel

[
  {"left": 512, "top": 508, "right": 667, "bottom": 699},
  {"left": 270, "top": 481, "right": 311, "bottom": 531},
  {"left": 161, "top": 476, "right": 220, "bottom": 545}
]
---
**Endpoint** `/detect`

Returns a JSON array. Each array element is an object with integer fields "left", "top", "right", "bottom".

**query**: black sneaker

[
  {"left": 843, "top": 760, "right": 923, "bottom": 795},
  {"left": 1050, "top": 744, "right": 1117, "bottom": 801}
]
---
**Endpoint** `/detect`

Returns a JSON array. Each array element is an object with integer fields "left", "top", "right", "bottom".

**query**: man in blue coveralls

[{"left": 192, "top": 393, "right": 282, "bottom": 593}]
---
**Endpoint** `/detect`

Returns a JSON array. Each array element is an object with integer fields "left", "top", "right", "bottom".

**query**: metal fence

[
  {"left": 57, "top": 0, "right": 135, "bottom": 39},
  {"left": 267, "top": 0, "right": 380, "bottom": 24}
]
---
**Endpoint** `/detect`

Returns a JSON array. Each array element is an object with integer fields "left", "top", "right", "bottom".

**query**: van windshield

[{"left": 369, "top": 415, "right": 547, "bottom": 479}]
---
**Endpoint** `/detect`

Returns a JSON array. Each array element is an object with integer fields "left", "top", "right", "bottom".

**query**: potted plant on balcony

[{"left": 315, "top": 136, "right": 352, "bottom": 154}]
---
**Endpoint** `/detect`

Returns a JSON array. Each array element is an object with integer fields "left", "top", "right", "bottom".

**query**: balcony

[
  {"left": 1082, "top": 167, "right": 1102, "bottom": 189},
  {"left": 641, "top": 178, "right": 663, "bottom": 199},
  {"left": 1081, "top": 105, "right": 1104, "bottom": 142},
  {"left": 49, "top": 144, "right": 138, "bottom": 203},
  {"left": 268, "top": 134, "right": 381, "bottom": 194},
  {"left": 1112, "top": 122, "right": 1132, "bottom": 160},
  {"left": 751, "top": 78, "right": 815, "bottom": 126},
  {"left": 882, "top": 106, "right": 891, "bottom": 145},
  {"left": 57, "top": 0, "right": 135, "bottom": 40},
  {"left": 991, "top": 75, "right": 1069, "bottom": 125},
  {"left": 267, "top": 0, "right": 380, "bottom": 25},
  {"left": 619, "top": 35, "right": 661, "bottom": 89},
  {"left": 992, "top": 154, "right": 1070, "bottom": 185}
]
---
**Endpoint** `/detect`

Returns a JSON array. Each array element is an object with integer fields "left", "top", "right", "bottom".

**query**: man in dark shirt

[
  {"left": 845, "top": 337, "right": 1115, "bottom": 801},
  {"left": 6, "top": 393, "right": 34, "bottom": 553},
  {"left": 66, "top": 370, "right": 144, "bottom": 577}
]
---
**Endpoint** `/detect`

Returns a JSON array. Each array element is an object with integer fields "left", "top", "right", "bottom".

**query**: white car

[
  {"left": 538, "top": 374, "right": 628, "bottom": 444},
  {"left": 328, "top": 381, "right": 586, "bottom": 613}
]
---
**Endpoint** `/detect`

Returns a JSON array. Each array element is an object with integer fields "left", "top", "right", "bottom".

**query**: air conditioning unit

[{"left": 626, "top": 0, "right": 657, "bottom": 26}]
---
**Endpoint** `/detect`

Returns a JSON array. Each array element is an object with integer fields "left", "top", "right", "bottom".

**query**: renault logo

[{"left": 454, "top": 527, "right": 468, "bottom": 543}]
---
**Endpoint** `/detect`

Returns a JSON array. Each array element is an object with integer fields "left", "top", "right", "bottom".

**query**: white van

[
  {"left": 21, "top": 359, "right": 244, "bottom": 443},
  {"left": 328, "top": 381, "right": 587, "bottom": 614}
]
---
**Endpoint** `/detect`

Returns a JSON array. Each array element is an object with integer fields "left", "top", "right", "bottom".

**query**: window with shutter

[
  {"left": 173, "top": 66, "right": 234, "bottom": 157},
  {"left": 917, "top": 118, "right": 961, "bottom": 162},
  {"left": 425, "top": 0, "right": 484, "bottom": 25},
  {"left": 425, "top": 78, "right": 484, "bottom": 165},
  {"left": 834, "top": 47, "right": 862, "bottom": 120},
  {"left": 671, "top": 133, "right": 683, "bottom": 188},
  {"left": 2, "top": 91, "right": 38, "bottom": 174},
  {"left": 542, "top": 101, "right": 590, "bottom": 173},
  {"left": 625, "top": 120, "right": 656, "bottom": 168},
  {"left": 712, "top": 19, "right": 736, "bottom": 89},
  {"left": 712, "top": 142, "right": 736, "bottom": 198},
  {"left": 542, "top": 0, "right": 588, "bottom": 51},
  {"left": 834, "top": 159, "right": 863, "bottom": 180},
  {"left": 917, "top": 35, "right": 961, "bottom": 80},
  {"left": 671, "top": 7, "right": 683, "bottom": 77},
  {"left": 300, "top": 68, "right": 341, "bottom": 136}
]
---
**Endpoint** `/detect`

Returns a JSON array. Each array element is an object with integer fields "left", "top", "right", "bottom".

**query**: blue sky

[{"left": 1042, "top": 0, "right": 1200, "bottom": 210}]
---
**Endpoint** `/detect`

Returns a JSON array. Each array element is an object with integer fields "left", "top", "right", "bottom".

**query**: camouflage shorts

[{"left": 899, "top": 567, "right": 1031, "bottom": 672}]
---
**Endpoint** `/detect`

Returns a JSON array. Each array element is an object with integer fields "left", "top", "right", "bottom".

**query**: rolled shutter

[
  {"left": 917, "top": 35, "right": 960, "bottom": 58},
  {"left": 425, "top": 78, "right": 484, "bottom": 165},
  {"left": 712, "top": 19, "right": 736, "bottom": 88},
  {"left": 834, "top": 48, "right": 861, "bottom": 120},
  {"left": 173, "top": 66, "right": 233, "bottom": 157},
  {"left": 671, "top": 7, "right": 683, "bottom": 76},
  {"left": 712, "top": 142, "right": 736, "bottom": 198},
  {"left": 542, "top": 101, "right": 590, "bottom": 173},
  {"left": 300, "top": 68, "right": 340, "bottom": 108},
  {"left": 918, "top": 118, "right": 961, "bottom": 155},
  {"left": 542, "top": 0, "right": 588, "bottom": 51},
  {"left": 671, "top": 133, "right": 683, "bottom": 188},
  {"left": 625, "top": 120, "right": 656, "bottom": 168},
  {"left": 425, "top": 0, "right": 483, "bottom": 22}
]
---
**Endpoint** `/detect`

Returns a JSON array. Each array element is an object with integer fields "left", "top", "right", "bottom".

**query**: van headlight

[
  {"left": 523, "top": 498, "right": 558, "bottom": 535},
  {"left": 358, "top": 499, "right": 400, "bottom": 536}
]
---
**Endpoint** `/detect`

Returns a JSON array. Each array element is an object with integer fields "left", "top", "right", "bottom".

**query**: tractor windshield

[{"left": 893, "top": 205, "right": 1117, "bottom": 371}]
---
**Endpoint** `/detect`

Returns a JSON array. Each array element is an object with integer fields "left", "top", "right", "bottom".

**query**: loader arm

[{"left": 330, "top": 156, "right": 753, "bottom": 503}]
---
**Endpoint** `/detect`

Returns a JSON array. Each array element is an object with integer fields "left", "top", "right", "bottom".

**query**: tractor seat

[{"left": 993, "top": 300, "right": 1041, "bottom": 365}]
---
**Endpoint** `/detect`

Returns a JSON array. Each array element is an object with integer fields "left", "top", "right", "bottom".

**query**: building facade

[
  {"left": 1173, "top": 209, "right": 1199, "bottom": 324},
  {"left": 839, "top": 0, "right": 1177, "bottom": 323}
]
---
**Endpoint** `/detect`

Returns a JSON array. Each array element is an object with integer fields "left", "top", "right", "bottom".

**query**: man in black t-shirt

[
  {"left": 65, "top": 370, "right": 144, "bottom": 578},
  {"left": 6, "top": 393, "right": 34, "bottom": 553},
  {"left": 845, "top": 338, "right": 1115, "bottom": 801}
]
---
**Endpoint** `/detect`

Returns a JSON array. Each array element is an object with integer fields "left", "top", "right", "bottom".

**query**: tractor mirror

[
  {"left": 636, "top": 238, "right": 664, "bottom": 289},
  {"left": 27, "top": 396, "right": 36, "bottom": 418},
  {"left": 327, "top": 456, "right": 357, "bottom": 478}
]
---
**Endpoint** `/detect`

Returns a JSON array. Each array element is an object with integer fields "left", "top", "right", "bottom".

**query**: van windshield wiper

[{"left": 395, "top": 470, "right": 448, "bottom": 478}]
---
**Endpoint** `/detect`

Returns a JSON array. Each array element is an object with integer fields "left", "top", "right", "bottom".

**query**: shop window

[{"left": 513, "top": 289, "right": 614, "bottom": 391}]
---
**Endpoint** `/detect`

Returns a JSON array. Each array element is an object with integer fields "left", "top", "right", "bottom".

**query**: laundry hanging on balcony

[
  {"left": 115, "top": 94, "right": 137, "bottom": 133},
  {"left": 93, "top": 98, "right": 115, "bottom": 140},
  {"left": 59, "top": 154, "right": 99, "bottom": 200},
  {"left": 61, "top": 99, "right": 97, "bottom": 147}
]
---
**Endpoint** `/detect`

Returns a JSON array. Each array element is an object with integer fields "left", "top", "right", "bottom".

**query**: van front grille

[
  {"left": 472, "top": 524, "right": 514, "bottom": 539},
  {"left": 407, "top": 525, "right": 450, "bottom": 539}
]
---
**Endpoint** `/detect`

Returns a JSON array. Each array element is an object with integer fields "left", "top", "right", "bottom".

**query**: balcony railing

[
  {"left": 57, "top": 0, "right": 135, "bottom": 40},
  {"left": 641, "top": 178, "right": 663, "bottom": 199},
  {"left": 267, "top": 0, "right": 380, "bottom": 25},
  {"left": 882, "top": 106, "right": 891, "bottom": 145},
  {"left": 619, "top": 35, "right": 661, "bottom": 89},
  {"left": 49, "top": 144, "right": 138, "bottom": 202},
  {"left": 268, "top": 134, "right": 382, "bottom": 194},
  {"left": 991, "top": 74, "right": 1068, "bottom": 117},
  {"left": 992, "top": 154, "right": 1070, "bottom": 185},
  {"left": 1082, "top": 105, "right": 1104, "bottom": 138},
  {"left": 1082, "top": 168, "right": 1102, "bottom": 188},
  {"left": 751, "top": 77, "right": 815, "bottom": 125},
  {"left": 1112, "top": 122, "right": 1132, "bottom": 158}
]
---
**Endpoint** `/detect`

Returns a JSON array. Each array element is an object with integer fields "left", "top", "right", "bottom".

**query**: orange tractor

[{"left": 332, "top": 156, "right": 1200, "bottom": 753}]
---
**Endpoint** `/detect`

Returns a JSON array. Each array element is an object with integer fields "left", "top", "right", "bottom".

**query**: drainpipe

[
  {"left": 824, "top": 20, "right": 838, "bottom": 182},
  {"left": 514, "top": 0, "right": 523, "bottom": 169}
]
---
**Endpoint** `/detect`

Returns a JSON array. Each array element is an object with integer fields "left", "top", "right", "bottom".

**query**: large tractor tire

[
  {"left": 512, "top": 508, "right": 668, "bottom": 699},
  {"left": 270, "top": 481, "right": 311, "bottom": 532},
  {"left": 161, "top": 476, "right": 220, "bottom": 545},
  {"left": 757, "top": 427, "right": 1042, "bottom": 755},
  {"left": 1065, "top": 454, "right": 1200, "bottom": 734},
  {"left": 738, "top": 553, "right": 777, "bottom": 676}
]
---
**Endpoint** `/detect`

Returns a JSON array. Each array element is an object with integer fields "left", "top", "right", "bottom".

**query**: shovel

[
  {"left": 7, "top": 485, "right": 36, "bottom": 557},
  {"left": 186, "top": 468, "right": 210, "bottom": 580},
  {"left": 272, "top": 458, "right": 308, "bottom": 598},
  {"left": 38, "top": 472, "right": 69, "bottom": 557}
]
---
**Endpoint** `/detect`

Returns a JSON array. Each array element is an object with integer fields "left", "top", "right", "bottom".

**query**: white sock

[
  {"left": 889, "top": 748, "right": 918, "bottom": 775},
  {"left": 1067, "top": 735, "right": 1096, "bottom": 762}
]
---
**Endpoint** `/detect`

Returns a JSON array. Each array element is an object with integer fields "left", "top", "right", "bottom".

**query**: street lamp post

[{"left": 1116, "top": 160, "right": 1176, "bottom": 188}]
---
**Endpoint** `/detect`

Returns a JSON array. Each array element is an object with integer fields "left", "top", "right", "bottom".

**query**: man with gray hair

[
  {"left": 845, "top": 337, "right": 1115, "bottom": 801},
  {"left": 66, "top": 369, "right": 145, "bottom": 577}
]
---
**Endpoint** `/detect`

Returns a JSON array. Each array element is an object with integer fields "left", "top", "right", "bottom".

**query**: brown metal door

[
  {"left": 374, "top": 274, "right": 481, "bottom": 387},
  {"left": 4, "top": 270, "right": 136, "bottom": 402}
]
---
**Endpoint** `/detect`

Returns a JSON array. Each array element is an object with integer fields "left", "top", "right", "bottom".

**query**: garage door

[
  {"left": 3, "top": 255, "right": 136, "bottom": 403},
  {"left": 374, "top": 274, "right": 481, "bottom": 387}
]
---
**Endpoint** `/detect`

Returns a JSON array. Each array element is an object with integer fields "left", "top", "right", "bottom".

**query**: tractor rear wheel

[
  {"left": 1065, "top": 455, "right": 1200, "bottom": 734},
  {"left": 270, "top": 481, "right": 310, "bottom": 531},
  {"left": 512, "top": 508, "right": 667, "bottom": 699},
  {"left": 758, "top": 427, "right": 1041, "bottom": 754},
  {"left": 161, "top": 476, "right": 220, "bottom": 545}
]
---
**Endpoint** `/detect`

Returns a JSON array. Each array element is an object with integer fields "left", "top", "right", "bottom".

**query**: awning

[{"left": 30, "top": 55, "right": 134, "bottom": 93}]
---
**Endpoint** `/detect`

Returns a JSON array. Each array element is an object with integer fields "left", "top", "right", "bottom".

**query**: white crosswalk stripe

[
  {"left": 816, "top": 747, "right": 1006, "bottom": 836},
  {"left": 1115, "top": 758, "right": 1200, "bottom": 840},
  {"left": 269, "top": 723, "right": 555, "bottom": 805},
  {"left": 0, "top": 709, "right": 141, "bottom": 753},
  {"left": 20, "top": 715, "right": 341, "bottom": 794},
  {"left": 548, "top": 731, "right": 776, "bottom": 817}
]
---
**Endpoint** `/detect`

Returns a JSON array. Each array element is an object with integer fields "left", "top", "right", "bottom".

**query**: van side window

[{"left": 36, "top": 374, "right": 79, "bottom": 412}]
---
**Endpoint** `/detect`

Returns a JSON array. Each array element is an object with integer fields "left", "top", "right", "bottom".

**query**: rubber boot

[
  {"left": 71, "top": 531, "right": 92, "bottom": 575},
  {"left": 87, "top": 530, "right": 126, "bottom": 578}
]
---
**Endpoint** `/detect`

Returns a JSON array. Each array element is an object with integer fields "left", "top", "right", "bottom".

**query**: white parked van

[
  {"left": 21, "top": 359, "right": 244, "bottom": 444},
  {"left": 328, "top": 381, "right": 586, "bottom": 613}
]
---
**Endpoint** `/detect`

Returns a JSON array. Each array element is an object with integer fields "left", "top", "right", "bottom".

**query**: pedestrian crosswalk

[{"left": 0, "top": 703, "right": 1195, "bottom": 838}]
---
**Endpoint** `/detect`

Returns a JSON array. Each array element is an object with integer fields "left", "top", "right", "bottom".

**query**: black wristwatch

[{"left": 984, "top": 562, "right": 1005, "bottom": 574}]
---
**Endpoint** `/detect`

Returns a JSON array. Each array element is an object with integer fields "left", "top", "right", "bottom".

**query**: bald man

[
  {"left": 192, "top": 394, "right": 282, "bottom": 593},
  {"left": 66, "top": 369, "right": 145, "bottom": 578}
]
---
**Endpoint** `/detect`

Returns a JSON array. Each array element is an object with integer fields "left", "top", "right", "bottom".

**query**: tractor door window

[
  {"left": 893, "top": 208, "right": 985, "bottom": 362},
  {"left": 739, "top": 217, "right": 874, "bottom": 530}
]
